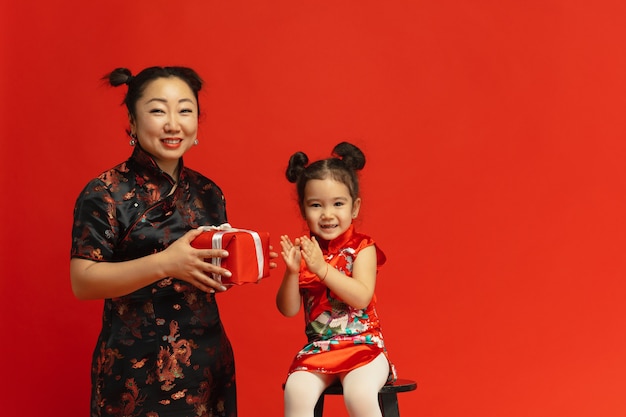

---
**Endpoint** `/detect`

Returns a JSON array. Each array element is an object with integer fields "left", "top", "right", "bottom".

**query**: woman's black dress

[{"left": 71, "top": 146, "right": 236, "bottom": 417}]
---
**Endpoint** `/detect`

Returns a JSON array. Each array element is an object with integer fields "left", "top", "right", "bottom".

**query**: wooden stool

[{"left": 314, "top": 378, "right": 417, "bottom": 417}]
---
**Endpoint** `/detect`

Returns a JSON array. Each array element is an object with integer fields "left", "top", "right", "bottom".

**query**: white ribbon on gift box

[{"left": 197, "top": 223, "right": 265, "bottom": 282}]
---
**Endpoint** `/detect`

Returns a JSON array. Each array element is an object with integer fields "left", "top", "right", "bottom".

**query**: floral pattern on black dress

[{"left": 71, "top": 145, "right": 237, "bottom": 417}]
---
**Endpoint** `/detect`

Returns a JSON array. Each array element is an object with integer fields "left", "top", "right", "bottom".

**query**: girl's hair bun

[
  {"left": 285, "top": 151, "right": 309, "bottom": 183},
  {"left": 332, "top": 142, "right": 366, "bottom": 171}
]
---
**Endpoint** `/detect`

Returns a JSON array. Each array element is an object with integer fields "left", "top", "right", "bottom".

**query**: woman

[{"left": 71, "top": 66, "right": 253, "bottom": 417}]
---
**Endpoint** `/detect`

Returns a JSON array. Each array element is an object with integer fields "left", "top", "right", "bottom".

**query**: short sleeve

[
  {"left": 353, "top": 236, "right": 387, "bottom": 268},
  {"left": 70, "top": 179, "right": 118, "bottom": 261}
]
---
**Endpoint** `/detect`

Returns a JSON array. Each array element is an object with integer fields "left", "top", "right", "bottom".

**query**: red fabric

[
  {"left": 287, "top": 225, "right": 396, "bottom": 382},
  {"left": 293, "top": 342, "right": 385, "bottom": 375}
]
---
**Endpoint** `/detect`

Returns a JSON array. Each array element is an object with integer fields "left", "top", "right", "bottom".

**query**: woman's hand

[
  {"left": 269, "top": 245, "right": 279, "bottom": 270},
  {"left": 160, "top": 228, "right": 231, "bottom": 293}
]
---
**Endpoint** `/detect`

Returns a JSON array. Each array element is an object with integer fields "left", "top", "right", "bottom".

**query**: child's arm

[
  {"left": 300, "top": 236, "right": 377, "bottom": 310},
  {"left": 276, "top": 235, "right": 303, "bottom": 317}
]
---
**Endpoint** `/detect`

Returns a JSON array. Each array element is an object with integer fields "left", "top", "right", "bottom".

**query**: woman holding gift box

[
  {"left": 277, "top": 142, "right": 397, "bottom": 417},
  {"left": 70, "top": 66, "right": 241, "bottom": 417}
]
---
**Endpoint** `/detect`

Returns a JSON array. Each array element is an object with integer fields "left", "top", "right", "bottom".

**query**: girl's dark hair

[
  {"left": 104, "top": 66, "right": 203, "bottom": 119},
  {"left": 286, "top": 142, "right": 366, "bottom": 215}
]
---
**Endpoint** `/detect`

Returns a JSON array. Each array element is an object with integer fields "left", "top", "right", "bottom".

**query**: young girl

[{"left": 277, "top": 142, "right": 397, "bottom": 417}]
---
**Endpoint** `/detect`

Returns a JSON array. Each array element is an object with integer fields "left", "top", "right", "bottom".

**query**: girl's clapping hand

[
  {"left": 280, "top": 235, "right": 302, "bottom": 273},
  {"left": 298, "top": 236, "right": 326, "bottom": 278}
]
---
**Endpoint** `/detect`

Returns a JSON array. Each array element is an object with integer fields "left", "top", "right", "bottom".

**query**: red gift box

[{"left": 191, "top": 224, "right": 270, "bottom": 286}]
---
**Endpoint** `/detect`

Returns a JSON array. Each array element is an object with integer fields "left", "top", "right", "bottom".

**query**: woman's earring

[
  {"left": 194, "top": 139, "right": 199, "bottom": 146},
  {"left": 129, "top": 133, "right": 137, "bottom": 146}
]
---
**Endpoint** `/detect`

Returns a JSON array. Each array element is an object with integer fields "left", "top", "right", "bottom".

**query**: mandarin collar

[
  {"left": 317, "top": 224, "right": 356, "bottom": 254},
  {"left": 128, "top": 145, "right": 185, "bottom": 191}
]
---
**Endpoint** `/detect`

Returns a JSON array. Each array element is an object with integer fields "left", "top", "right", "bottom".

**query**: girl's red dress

[{"left": 287, "top": 225, "right": 397, "bottom": 382}]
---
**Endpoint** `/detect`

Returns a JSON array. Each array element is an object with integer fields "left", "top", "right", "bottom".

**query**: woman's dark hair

[
  {"left": 286, "top": 142, "right": 366, "bottom": 215},
  {"left": 104, "top": 66, "right": 203, "bottom": 120}
]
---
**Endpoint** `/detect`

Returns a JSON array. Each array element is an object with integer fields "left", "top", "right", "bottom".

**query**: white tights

[{"left": 283, "top": 353, "right": 390, "bottom": 417}]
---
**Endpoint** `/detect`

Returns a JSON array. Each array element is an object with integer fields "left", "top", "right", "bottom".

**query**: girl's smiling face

[
  {"left": 130, "top": 76, "right": 198, "bottom": 177},
  {"left": 303, "top": 177, "right": 361, "bottom": 241}
]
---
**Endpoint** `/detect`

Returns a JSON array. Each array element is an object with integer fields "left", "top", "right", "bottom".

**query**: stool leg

[
  {"left": 314, "top": 394, "right": 325, "bottom": 417},
  {"left": 378, "top": 392, "right": 400, "bottom": 417}
]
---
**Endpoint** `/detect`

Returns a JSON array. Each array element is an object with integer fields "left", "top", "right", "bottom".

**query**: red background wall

[{"left": 2, "top": 1, "right": 626, "bottom": 416}]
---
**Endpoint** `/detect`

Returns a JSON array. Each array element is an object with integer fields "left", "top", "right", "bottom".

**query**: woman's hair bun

[{"left": 106, "top": 67, "right": 133, "bottom": 87}]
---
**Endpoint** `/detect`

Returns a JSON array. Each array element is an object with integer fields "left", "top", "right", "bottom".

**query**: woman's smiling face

[{"left": 130, "top": 76, "right": 198, "bottom": 176}]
